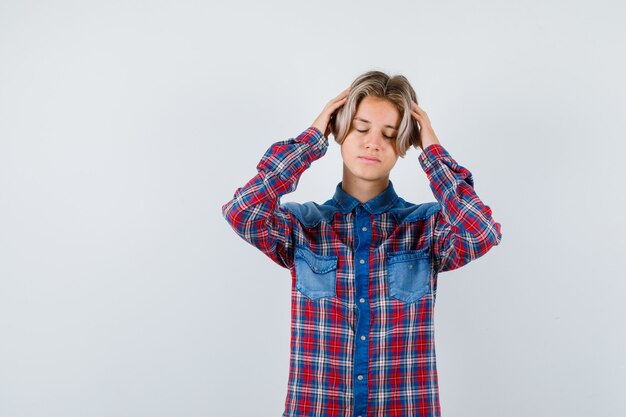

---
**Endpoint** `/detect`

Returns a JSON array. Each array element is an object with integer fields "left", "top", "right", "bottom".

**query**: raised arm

[
  {"left": 221, "top": 88, "right": 350, "bottom": 269},
  {"left": 411, "top": 101, "right": 502, "bottom": 273},
  {"left": 418, "top": 144, "right": 503, "bottom": 272},
  {"left": 221, "top": 127, "right": 328, "bottom": 269}
]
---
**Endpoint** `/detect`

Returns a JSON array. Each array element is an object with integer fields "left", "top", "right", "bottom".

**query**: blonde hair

[{"left": 330, "top": 70, "right": 421, "bottom": 158}]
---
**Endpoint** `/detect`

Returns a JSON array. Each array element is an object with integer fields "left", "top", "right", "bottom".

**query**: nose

[{"left": 364, "top": 132, "right": 385, "bottom": 150}]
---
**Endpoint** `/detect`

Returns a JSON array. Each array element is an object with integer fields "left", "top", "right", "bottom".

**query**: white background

[{"left": 1, "top": 1, "right": 625, "bottom": 416}]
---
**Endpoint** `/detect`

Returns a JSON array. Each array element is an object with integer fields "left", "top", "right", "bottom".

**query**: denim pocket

[
  {"left": 294, "top": 246, "right": 338, "bottom": 300},
  {"left": 387, "top": 249, "right": 430, "bottom": 303}
]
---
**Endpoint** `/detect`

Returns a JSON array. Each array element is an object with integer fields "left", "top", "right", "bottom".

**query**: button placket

[{"left": 352, "top": 204, "right": 371, "bottom": 417}]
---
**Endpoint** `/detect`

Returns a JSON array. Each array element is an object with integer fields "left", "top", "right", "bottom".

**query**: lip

[{"left": 359, "top": 156, "right": 381, "bottom": 164}]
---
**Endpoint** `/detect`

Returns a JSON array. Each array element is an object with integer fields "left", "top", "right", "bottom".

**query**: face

[{"left": 341, "top": 96, "right": 401, "bottom": 183}]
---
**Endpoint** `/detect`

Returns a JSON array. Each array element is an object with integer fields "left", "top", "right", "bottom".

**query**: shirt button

[
  {"left": 361, "top": 226, "right": 367, "bottom": 231},
  {"left": 359, "top": 259, "right": 365, "bottom": 264},
  {"left": 357, "top": 375, "right": 363, "bottom": 381},
  {"left": 359, "top": 297, "right": 365, "bottom": 303},
  {"left": 360, "top": 335, "right": 366, "bottom": 341}
]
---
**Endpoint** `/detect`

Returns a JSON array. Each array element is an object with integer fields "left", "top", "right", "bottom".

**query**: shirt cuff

[
  {"left": 299, "top": 126, "right": 328, "bottom": 151},
  {"left": 418, "top": 143, "right": 451, "bottom": 171}
]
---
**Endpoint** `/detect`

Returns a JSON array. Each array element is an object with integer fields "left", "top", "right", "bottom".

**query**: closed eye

[{"left": 356, "top": 129, "right": 395, "bottom": 140}]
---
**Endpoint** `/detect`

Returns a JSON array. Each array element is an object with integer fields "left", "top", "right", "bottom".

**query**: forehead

[{"left": 354, "top": 96, "right": 400, "bottom": 125}]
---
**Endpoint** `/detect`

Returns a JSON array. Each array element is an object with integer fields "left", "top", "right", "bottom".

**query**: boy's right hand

[{"left": 311, "top": 86, "right": 351, "bottom": 140}]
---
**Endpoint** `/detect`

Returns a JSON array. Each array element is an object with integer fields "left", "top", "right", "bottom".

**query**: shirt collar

[{"left": 332, "top": 180, "right": 399, "bottom": 214}]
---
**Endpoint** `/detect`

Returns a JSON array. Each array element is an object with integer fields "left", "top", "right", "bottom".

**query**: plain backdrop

[{"left": 1, "top": 1, "right": 625, "bottom": 416}]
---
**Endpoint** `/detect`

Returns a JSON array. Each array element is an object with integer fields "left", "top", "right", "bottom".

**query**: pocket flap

[
  {"left": 295, "top": 246, "right": 338, "bottom": 274},
  {"left": 387, "top": 248, "right": 429, "bottom": 264}
]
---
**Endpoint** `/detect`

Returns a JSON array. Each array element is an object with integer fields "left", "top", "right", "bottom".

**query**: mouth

[{"left": 359, "top": 156, "right": 381, "bottom": 163}]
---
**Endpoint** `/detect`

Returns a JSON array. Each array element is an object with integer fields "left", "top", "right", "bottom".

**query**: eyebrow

[{"left": 354, "top": 117, "right": 399, "bottom": 131}]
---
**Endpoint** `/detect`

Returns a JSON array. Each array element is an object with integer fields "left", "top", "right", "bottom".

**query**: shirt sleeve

[
  {"left": 221, "top": 127, "right": 328, "bottom": 269},
  {"left": 418, "top": 144, "right": 503, "bottom": 273}
]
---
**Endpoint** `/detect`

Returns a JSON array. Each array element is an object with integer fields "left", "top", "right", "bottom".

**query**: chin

[{"left": 356, "top": 172, "right": 385, "bottom": 181}]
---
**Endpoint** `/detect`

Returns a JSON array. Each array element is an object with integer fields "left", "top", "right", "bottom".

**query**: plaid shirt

[{"left": 221, "top": 126, "right": 502, "bottom": 417}]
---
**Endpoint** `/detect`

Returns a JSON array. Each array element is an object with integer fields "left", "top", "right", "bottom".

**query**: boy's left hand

[{"left": 411, "top": 101, "right": 441, "bottom": 150}]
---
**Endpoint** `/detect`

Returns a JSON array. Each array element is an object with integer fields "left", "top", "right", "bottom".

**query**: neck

[{"left": 341, "top": 169, "right": 389, "bottom": 204}]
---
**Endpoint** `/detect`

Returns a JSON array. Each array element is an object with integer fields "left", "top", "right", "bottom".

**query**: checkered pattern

[{"left": 221, "top": 127, "right": 503, "bottom": 417}]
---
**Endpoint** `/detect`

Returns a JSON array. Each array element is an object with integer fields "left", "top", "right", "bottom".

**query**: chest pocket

[
  {"left": 294, "top": 246, "right": 338, "bottom": 301},
  {"left": 386, "top": 249, "right": 431, "bottom": 303}
]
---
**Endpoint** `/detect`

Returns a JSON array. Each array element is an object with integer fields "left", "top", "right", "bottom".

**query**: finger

[
  {"left": 328, "top": 93, "right": 347, "bottom": 107},
  {"left": 335, "top": 87, "right": 350, "bottom": 98},
  {"left": 411, "top": 111, "right": 422, "bottom": 127},
  {"left": 414, "top": 104, "right": 428, "bottom": 119},
  {"left": 334, "top": 86, "right": 351, "bottom": 100},
  {"left": 329, "top": 96, "right": 348, "bottom": 111},
  {"left": 412, "top": 106, "right": 428, "bottom": 119},
  {"left": 413, "top": 103, "right": 428, "bottom": 117}
]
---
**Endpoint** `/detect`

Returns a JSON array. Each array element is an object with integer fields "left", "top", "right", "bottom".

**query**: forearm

[
  {"left": 221, "top": 127, "right": 328, "bottom": 267},
  {"left": 420, "top": 128, "right": 441, "bottom": 150},
  {"left": 418, "top": 144, "right": 502, "bottom": 271}
]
